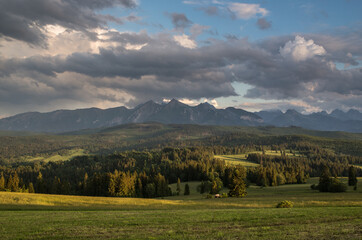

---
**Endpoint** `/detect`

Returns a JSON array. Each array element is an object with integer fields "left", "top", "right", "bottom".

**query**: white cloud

[
  {"left": 280, "top": 35, "right": 326, "bottom": 62},
  {"left": 209, "top": 99, "right": 219, "bottom": 107},
  {"left": 179, "top": 98, "right": 199, "bottom": 105},
  {"left": 178, "top": 98, "right": 219, "bottom": 107},
  {"left": 173, "top": 34, "right": 197, "bottom": 49},
  {"left": 228, "top": 3, "right": 268, "bottom": 19}
]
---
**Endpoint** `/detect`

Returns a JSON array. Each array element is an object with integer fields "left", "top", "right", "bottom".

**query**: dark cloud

[
  {"left": 199, "top": 6, "right": 219, "bottom": 16},
  {"left": 1, "top": 31, "right": 362, "bottom": 115},
  {"left": 256, "top": 18, "right": 271, "bottom": 30},
  {"left": 68, "top": 0, "right": 137, "bottom": 9},
  {"left": 103, "top": 31, "right": 152, "bottom": 45},
  {"left": 168, "top": 13, "right": 192, "bottom": 30},
  {"left": 0, "top": 0, "right": 136, "bottom": 45},
  {"left": 6, "top": 35, "right": 270, "bottom": 82}
]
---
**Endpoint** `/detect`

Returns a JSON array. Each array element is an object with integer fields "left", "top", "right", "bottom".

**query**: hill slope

[{"left": 1, "top": 123, "right": 362, "bottom": 163}]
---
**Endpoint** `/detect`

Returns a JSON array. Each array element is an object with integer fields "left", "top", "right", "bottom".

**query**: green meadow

[
  {"left": 214, "top": 150, "right": 303, "bottom": 167},
  {"left": 0, "top": 178, "right": 361, "bottom": 239},
  {"left": 18, "top": 149, "right": 87, "bottom": 163}
]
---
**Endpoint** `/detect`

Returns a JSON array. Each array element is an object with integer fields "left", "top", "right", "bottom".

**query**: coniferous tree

[
  {"left": 28, "top": 182, "right": 35, "bottom": 193},
  {"left": 0, "top": 172, "right": 5, "bottom": 191},
  {"left": 135, "top": 178, "right": 143, "bottom": 197},
  {"left": 318, "top": 166, "right": 331, "bottom": 192},
  {"left": 6, "top": 174, "right": 13, "bottom": 191},
  {"left": 197, "top": 180, "right": 212, "bottom": 194},
  {"left": 145, "top": 183, "right": 156, "bottom": 198},
  {"left": 83, "top": 173, "right": 88, "bottom": 194},
  {"left": 228, "top": 168, "right": 247, "bottom": 197},
  {"left": 184, "top": 183, "right": 190, "bottom": 195},
  {"left": 36, "top": 172, "right": 45, "bottom": 193},
  {"left": 348, "top": 166, "right": 358, "bottom": 187},
  {"left": 12, "top": 172, "right": 20, "bottom": 192},
  {"left": 176, "top": 178, "right": 181, "bottom": 195},
  {"left": 118, "top": 171, "right": 136, "bottom": 197}
]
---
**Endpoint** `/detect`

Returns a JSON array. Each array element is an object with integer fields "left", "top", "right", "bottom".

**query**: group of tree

[
  {"left": 311, "top": 166, "right": 358, "bottom": 192},
  {"left": 0, "top": 147, "right": 245, "bottom": 198},
  {"left": 0, "top": 145, "right": 360, "bottom": 198}
]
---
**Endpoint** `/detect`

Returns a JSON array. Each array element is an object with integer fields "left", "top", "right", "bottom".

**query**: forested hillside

[{"left": 1, "top": 123, "right": 362, "bottom": 165}]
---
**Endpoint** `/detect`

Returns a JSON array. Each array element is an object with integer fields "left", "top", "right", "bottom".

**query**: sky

[{"left": 1, "top": 0, "right": 362, "bottom": 118}]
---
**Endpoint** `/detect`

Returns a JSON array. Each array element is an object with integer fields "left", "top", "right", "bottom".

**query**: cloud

[
  {"left": 280, "top": 35, "right": 326, "bottom": 62},
  {"left": 199, "top": 6, "right": 219, "bottom": 16},
  {"left": 190, "top": 24, "right": 210, "bottom": 39},
  {"left": 173, "top": 34, "right": 197, "bottom": 49},
  {"left": 228, "top": 3, "right": 268, "bottom": 19},
  {"left": 256, "top": 18, "right": 271, "bottom": 30},
  {"left": 168, "top": 13, "right": 192, "bottom": 31},
  {"left": 0, "top": 0, "right": 137, "bottom": 45},
  {"left": 1, "top": 26, "right": 362, "bottom": 115}
]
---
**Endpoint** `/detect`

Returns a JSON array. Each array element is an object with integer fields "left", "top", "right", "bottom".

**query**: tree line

[{"left": 0, "top": 146, "right": 360, "bottom": 197}]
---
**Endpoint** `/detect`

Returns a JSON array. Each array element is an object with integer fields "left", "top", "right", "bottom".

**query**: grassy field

[
  {"left": 0, "top": 178, "right": 361, "bottom": 239},
  {"left": 19, "top": 149, "right": 87, "bottom": 163},
  {"left": 214, "top": 150, "right": 302, "bottom": 167}
]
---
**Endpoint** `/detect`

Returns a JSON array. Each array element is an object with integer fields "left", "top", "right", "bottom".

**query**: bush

[
  {"left": 206, "top": 194, "right": 213, "bottom": 199},
  {"left": 221, "top": 193, "right": 228, "bottom": 198},
  {"left": 276, "top": 200, "right": 293, "bottom": 208},
  {"left": 197, "top": 181, "right": 212, "bottom": 194},
  {"left": 184, "top": 184, "right": 190, "bottom": 195},
  {"left": 310, "top": 184, "right": 318, "bottom": 190},
  {"left": 328, "top": 178, "right": 347, "bottom": 192}
]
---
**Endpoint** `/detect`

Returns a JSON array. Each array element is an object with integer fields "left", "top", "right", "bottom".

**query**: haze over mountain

[
  {"left": 0, "top": 99, "right": 361, "bottom": 133},
  {"left": 256, "top": 109, "right": 362, "bottom": 133}
]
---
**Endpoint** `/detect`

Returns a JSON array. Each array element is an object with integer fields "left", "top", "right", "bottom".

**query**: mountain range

[{"left": 0, "top": 99, "right": 361, "bottom": 133}]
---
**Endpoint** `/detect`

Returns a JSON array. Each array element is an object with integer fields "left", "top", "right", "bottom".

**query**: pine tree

[
  {"left": 176, "top": 178, "right": 181, "bottom": 195},
  {"left": 348, "top": 166, "right": 358, "bottom": 187},
  {"left": 318, "top": 166, "right": 331, "bottom": 192},
  {"left": 184, "top": 183, "right": 190, "bottom": 195},
  {"left": 0, "top": 172, "right": 5, "bottom": 191},
  {"left": 28, "top": 182, "right": 35, "bottom": 193},
  {"left": 12, "top": 172, "right": 20, "bottom": 192},
  {"left": 36, "top": 172, "right": 45, "bottom": 193},
  {"left": 155, "top": 173, "right": 168, "bottom": 197},
  {"left": 6, "top": 174, "right": 13, "bottom": 191},
  {"left": 51, "top": 177, "right": 62, "bottom": 194},
  {"left": 228, "top": 168, "right": 247, "bottom": 197},
  {"left": 145, "top": 183, "right": 156, "bottom": 198},
  {"left": 83, "top": 173, "right": 88, "bottom": 194},
  {"left": 135, "top": 178, "right": 143, "bottom": 197}
]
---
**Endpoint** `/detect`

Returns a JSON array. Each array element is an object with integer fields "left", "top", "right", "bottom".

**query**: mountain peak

[
  {"left": 1, "top": 100, "right": 362, "bottom": 133},
  {"left": 196, "top": 102, "right": 216, "bottom": 110},
  {"left": 347, "top": 109, "right": 360, "bottom": 114},
  {"left": 169, "top": 98, "right": 180, "bottom": 103},
  {"left": 285, "top": 109, "right": 300, "bottom": 115},
  {"left": 331, "top": 109, "right": 344, "bottom": 114},
  {"left": 135, "top": 100, "right": 159, "bottom": 109},
  {"left": 166, "top": 98, "right": 187, "bottom": 107}
]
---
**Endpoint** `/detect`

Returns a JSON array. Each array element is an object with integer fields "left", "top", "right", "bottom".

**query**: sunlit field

[
  {"left": 214, "top": 150, "right": 303, "bottom": 167},
  {"left": 0, "top": 178, "right": 361, "bottom": 239}
]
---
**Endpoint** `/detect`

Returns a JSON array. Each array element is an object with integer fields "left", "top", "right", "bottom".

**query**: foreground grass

[
  {"left": 0, "top": 178, "right": 361, "bottom": 239},
  {"left": 0, "top": 207, "right": 361, "bottom": 239}
]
